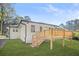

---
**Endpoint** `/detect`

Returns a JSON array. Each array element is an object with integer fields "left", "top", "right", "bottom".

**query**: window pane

[
  {"left": 31, "top": 25, "right": 35, "bottom": 32},
  {"left": 13, "top": 29, "right": 15, "bottom": 32},
  {"left": 40, "top": 26, "right": 42, "bottom": 32},
  {"left": 16, "top": 29, "right": 18, "bottom": 32}
]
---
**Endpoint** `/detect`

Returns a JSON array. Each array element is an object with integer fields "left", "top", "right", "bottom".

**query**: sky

[{"left": 14, "top": 3, "right": 79, "bottom": 25}]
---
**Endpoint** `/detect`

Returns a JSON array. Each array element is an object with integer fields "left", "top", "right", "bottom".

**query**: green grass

[{"left": 0, "top": 39, "right": 79, "bottom": 56}]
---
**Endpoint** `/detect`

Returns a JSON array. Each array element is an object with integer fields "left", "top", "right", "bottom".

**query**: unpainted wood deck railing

[{"left": 31, "top": 28, "right": 73, "bottom": 48}]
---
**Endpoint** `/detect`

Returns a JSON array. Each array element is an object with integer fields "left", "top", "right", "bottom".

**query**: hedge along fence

[{"left": 32, "top": 28, "right": 73, "bottom": 49}]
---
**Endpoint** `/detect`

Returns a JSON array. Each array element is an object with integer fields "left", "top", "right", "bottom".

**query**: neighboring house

[{"left": 7, "top": 20, "right": 63, "bottom": 43}]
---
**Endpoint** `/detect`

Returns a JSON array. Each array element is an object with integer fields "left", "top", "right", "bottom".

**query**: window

[
  {"left": 13, "top": 28, "right": 18, "bottom": 32},
  {"left": 40, "top": 26, "right": 42, "bottom": 32},
  {"left": 31, "top": 25, "right": 35, "bottom": 32},
  {"left": 49, "top": 27, "right": 51, "bottom": 29},
  {"left": 16, "top": 29, "right": 18, "bottom": 32},
  {"left": 13, "top": 29, "right": 15, "bottom": 32}
]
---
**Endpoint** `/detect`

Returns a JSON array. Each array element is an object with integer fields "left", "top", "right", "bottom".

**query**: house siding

[
  {"left": 9, "top": 20, "right": 56, "bottom": 43},
  {"left": 19, "top": 24, "right": 26, "bottom": 42},
  {"left": 24, "top": 21, "right": 54, "bottom": 43},
  {"left": 10, "top": 28, "right": 19, "bottom": 39}
]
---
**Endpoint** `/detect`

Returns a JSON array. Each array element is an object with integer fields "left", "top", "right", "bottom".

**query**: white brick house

[{"left": 8, "top": 20, "right": 61, "bottom": 43}]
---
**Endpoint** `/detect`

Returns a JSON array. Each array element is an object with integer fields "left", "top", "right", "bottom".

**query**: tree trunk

[{"left": 1, "top": 21, "right": 3, "bottom": 35}]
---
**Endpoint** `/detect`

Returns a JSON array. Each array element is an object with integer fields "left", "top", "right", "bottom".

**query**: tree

[
  {"left": 24, "top": 16, "right": 31, "bottom": 21},
  {"left": 0, "top": 3, "right": 15, "bottom": 34},
  {"left": 60, "top": 19, "right": 79, "bottom": 31},
  {"left": 59, "top": 23, "right": 65, "bottom": 28},
  {"left": 0, "top": 3, "right": 6, "bottom": 34},
  {"left": 14, "top": 16, "right": 24, "bottom": 24}
]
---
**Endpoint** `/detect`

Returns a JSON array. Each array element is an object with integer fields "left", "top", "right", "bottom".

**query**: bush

[
  {"left": 72, "top": 37, "right": 79, "bottom": 40},
  {"left": 72, "top": 31, "right": 79, "bottom": 40}
]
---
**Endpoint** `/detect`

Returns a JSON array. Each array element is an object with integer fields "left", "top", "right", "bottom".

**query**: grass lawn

[
  {"left": 0, "top": 39, "right": 79, "bottom": 56},
  {"left": 74, "top": 31, "right": 79, "bottom": 37}
]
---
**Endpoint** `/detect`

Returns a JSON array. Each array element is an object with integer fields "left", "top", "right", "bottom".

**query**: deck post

[
  {"left": 69, "top": 32, "right": 73, "bottom": 48},
  {"left": 62, "top": 39, "right": 64, "bottom": 47},
  {"left": 62, "top": 29, "right": 65, "bottom": 47},
  {"left": 49, "top": 28, "right": 53, "bottom": 50},
  {"left": 68, "top": 37, "right": 72, "bottom": 48},
  {"left": 44, "top": 30, "right": 45, "bottom": 37},
  {"left": 50, "top": 38, "right": 53, "bottom": 50}
]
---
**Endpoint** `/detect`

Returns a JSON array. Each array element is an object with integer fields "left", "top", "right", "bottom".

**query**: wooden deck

[{"left": 31, "top": 28, "right": 73, "bottom": 49}]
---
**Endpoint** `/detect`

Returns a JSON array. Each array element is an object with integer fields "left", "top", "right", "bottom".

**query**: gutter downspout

[{"left": 21, "top": 23, "right": 27, "bottom": 43}]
